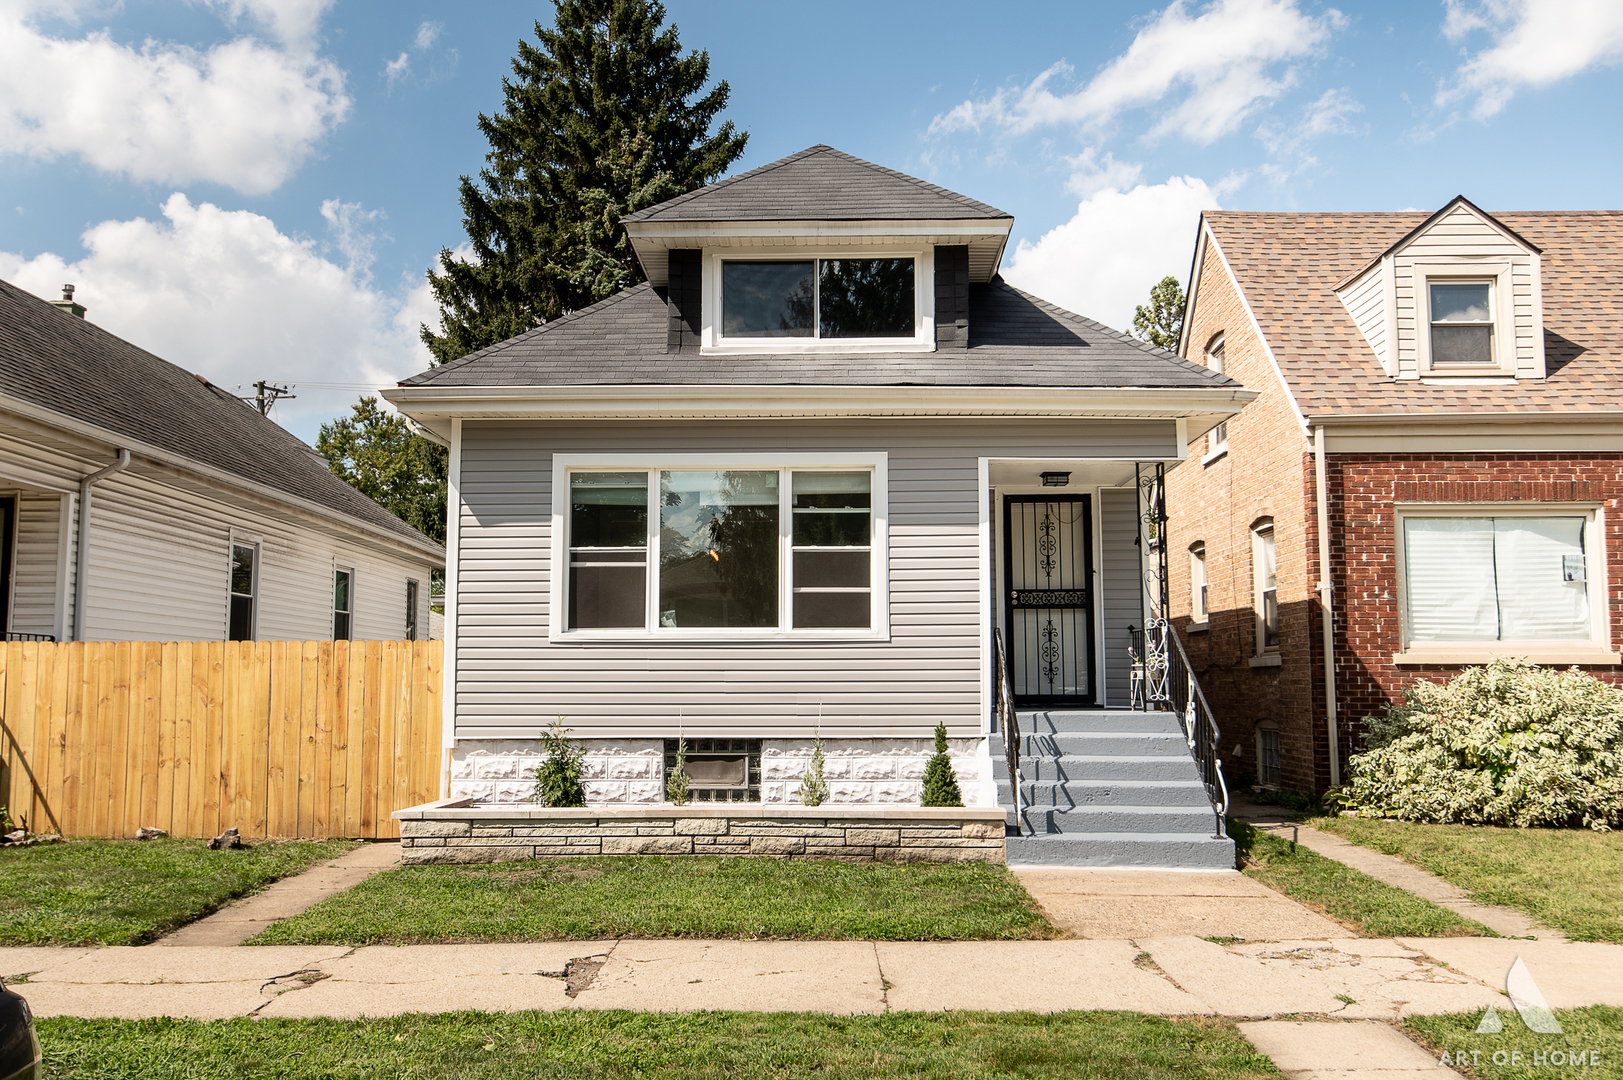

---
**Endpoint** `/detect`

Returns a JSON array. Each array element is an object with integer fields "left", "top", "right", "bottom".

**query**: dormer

[
  {"left": 1334, "top": 196, "right": 1545, "bottom": 381},
  {"left": 622, "top": 146, "right": 1013, "bottom": 355}
]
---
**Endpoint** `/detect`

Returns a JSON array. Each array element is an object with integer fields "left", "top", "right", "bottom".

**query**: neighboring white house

[
  {"left": 0, "top": 278, "right": 444, "bottom": 643},
  {"left": 387, "top": 146, "right": 1256, "bottom": 866}
]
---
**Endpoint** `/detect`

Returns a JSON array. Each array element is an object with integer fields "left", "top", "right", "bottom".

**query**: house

[
  {"left": 0, "top": 278, "right": 444, "bottom": 642},
  {"left": 386, "top": 145, "right": 1256, "bottom": 866},
  {"left": 1167, "top": 197, "right": 1623, "bottom": 795}
]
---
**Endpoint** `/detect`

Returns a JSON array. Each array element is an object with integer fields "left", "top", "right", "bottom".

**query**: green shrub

[
  {"left": 1344, "top": 659, "right": 1623, "bottom": 830},
  {"left": 920, "top": 722, "right": 963, "bottom": 807},
  {"left": 797, "top": 731, "right": 829, "bottom": 807},
  {"left": 666, "top": 736, "right": 690, "bottom": 806},
  {"left": 531, "top": 718, "right": 587, "bottom": 808}
]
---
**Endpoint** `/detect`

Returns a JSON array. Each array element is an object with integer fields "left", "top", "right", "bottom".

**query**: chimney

[{"left": 51, "top": 284, "right": 87, "bottom": 319}]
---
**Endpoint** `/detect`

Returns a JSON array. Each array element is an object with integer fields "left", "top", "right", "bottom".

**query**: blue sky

[{"left": 2, "top": 0, "right": 1621, "bottom": 442}]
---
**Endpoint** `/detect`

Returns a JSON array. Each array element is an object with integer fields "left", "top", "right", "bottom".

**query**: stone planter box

[{"left": 393, "top": 799, "right": 1007, "bottom": 865}]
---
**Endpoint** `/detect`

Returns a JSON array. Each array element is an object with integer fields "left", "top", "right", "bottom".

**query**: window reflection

[
  {"left": 819, "top": 259, "right": 915, "bottom": 338},
  {"left": 722, "top": 262, "right": 814, "bottom": 337},
  {"left": 659, "top": 471, "right": 780, "bottom": 627}
]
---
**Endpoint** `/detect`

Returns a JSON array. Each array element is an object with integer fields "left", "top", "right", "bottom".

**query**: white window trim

[
  {"left": 1201, "top": 422, "right": 1229, "bottom": 465},
  {"left": 1392, "top": 502, "right": 1619, "bottom": 665},
  {"left": 1413, "top": 260, "right": 1515, "bottom": 377},
  {"left": 333, "top": 564, "right": 355, "bottom": 641},
  {"left": 549, "top": 452, "right": 890, "bottom": 642},
  {"left": 1189, "top": 542, "right": 1208, "bottom": 629},
  {"left": 227, "top": 531, "right": 261, "bottom": 641},
  {"left": 701, "top": 247, "right": 935, "bottom": 355},
  {"left": 405, "top": 578, "right": 420, "bottom": 642},
  {"left": 1252, "top": 522, "right": 1278, "bottom": 655}
]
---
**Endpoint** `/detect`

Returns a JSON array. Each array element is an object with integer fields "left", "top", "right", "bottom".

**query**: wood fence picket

[{"left": 0, "top": 639, "right": 441, "bottom": 839}]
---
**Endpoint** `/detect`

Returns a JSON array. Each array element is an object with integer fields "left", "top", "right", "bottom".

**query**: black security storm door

[{"left": 1003, "top": 496, "right": 1096, "bottom": 705}]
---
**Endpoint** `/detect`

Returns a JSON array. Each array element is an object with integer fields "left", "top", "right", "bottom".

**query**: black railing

[
  {"left": 992, "top": 629, "right": 1021, "bottom": 825},
  {"left": 4, "top": 633, "right": 54, "bottom": 642},
  {"left": 1163, "top": 627, "right": 1228, "bottom": 838}
]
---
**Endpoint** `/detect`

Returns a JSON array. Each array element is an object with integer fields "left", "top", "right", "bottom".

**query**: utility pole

[{"left": 246, "top": 381, "right": 296, "bottom": 417}]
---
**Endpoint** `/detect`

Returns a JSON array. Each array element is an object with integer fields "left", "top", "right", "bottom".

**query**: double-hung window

[
  {"left": 558, "top": 456, "right": 886, "bottom": 637},
  {"left": 333, "top": 568, "right": 353, "bottom": 640},
  {"left": 1202, "top": 334, "right": 1229, "bottom": 459},
  {"left": 228, "top": 543, "right": 257, "bottom": 641},
  {"left": 1190, "top": 542, "right": 1208, "bottom": 624},
  {"left": 1397, "top": 508, "right": 1609, "bottom": 660},
  {"left": 405, "top": 580, "right": 419, "bottom": 641},
  {"left": 1428, "top": 280, "right": 1495, "bottom": 367},
  {"left": 1253, "top": 522, "right": 1278, "bottom": 652}
]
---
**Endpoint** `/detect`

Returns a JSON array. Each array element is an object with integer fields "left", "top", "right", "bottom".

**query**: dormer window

[
  {"left": 1428, "top": 280, "right": 1494, "bottom": 367},
  {"left": 721, "top": 258, "right": 916, "bottom": 341}
]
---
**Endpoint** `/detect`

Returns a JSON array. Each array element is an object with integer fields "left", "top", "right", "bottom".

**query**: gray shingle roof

[
  {"left": 0, "top": 278, "right": 442, "bottom": 557},
  {"left": 623, "top": 145, "right": 1011, "bottom": 224},
  {"left": 401, "top": 278, "right": 1235, "bottom": 391}
]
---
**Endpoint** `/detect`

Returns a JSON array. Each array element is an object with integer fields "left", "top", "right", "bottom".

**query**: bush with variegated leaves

[{"left": 1344, "top": 659, "right": 1623, "bottom": 831}]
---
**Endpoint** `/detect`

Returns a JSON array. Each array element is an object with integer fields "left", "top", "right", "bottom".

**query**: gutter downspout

[
  {"left": 1313, "top": 426, "right": 1340, "bottom": 787},
  {"left": 73, "top": 448, "right": 130, "bottom": 642}
]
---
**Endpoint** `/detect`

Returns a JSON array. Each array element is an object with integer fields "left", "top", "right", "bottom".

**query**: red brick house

[{"left": 1166, "top": 197, "right": 1623, "bottom": 794}]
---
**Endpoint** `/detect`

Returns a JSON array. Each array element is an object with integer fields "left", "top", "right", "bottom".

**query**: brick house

[{"left": 1166, "top": 197, "right": 1623, "bottom": 794}]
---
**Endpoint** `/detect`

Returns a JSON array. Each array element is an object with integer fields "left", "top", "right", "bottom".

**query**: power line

[{"left": 243, "top": 380, "right": 296, "bottom": 417}]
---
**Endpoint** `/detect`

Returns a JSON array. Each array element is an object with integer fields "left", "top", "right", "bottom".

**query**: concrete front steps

[{"left": 993, "top": 708, "right": 1235, "bottom": 869}]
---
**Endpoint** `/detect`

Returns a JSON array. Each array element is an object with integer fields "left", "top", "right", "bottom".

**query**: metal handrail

[
  {"left": 1162, "top": 626, "right": 1229, "bottom": 838},
  {"left": 4, "top": 633, "right": 54, "bottom": 642},
  {"left": 993, "top": 630, "right": 1021, "bottom": 827}
]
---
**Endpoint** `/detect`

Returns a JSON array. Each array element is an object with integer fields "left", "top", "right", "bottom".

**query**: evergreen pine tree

[
  {"left": 422, "top": 0, "right": 748, "bottom": 363},
  {"left": 920, "top": 722, "right": 963, "bottom": 807}
]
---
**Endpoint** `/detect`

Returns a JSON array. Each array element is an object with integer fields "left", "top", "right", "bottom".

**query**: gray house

[{"left": 388, "top": 146, "right": 1254, "bottom": 866}]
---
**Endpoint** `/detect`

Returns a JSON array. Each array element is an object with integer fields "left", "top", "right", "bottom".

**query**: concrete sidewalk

[{"left": 8, "top": 935, "right": 1620, "bottom": 1021}]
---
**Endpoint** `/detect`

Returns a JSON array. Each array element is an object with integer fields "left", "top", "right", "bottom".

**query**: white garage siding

[{"left": 451, "top": 418, "right": 1178, "bottom": 741}]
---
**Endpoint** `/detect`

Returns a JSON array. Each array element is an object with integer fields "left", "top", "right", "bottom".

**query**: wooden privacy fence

[{"left": 0, "top": 639, "right": 442, "bottom": 840}]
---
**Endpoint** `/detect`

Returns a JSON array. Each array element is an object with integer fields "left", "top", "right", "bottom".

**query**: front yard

[
  {"left": 0, "top": 837, "right": 357, "bottom": 946},
  {"left": 249, "top": 856, "right": 1057, "bottom": 944},
  {"left": 1228, "top": 820, "right": 1492, "bottom": 938},
  {"left": 38, "top": 1011, "right": 1282, "bottom": 1080},
  {"left": 1312, "top": 817, "right": 1623, "bottom": 943},
  {"left": 1405, "top": 1006, "right": 1623, "bottom": 1080}
]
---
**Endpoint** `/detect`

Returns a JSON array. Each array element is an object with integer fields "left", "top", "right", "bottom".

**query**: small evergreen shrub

[
  {"left": 530, "top": 718, "right": 587, "bottom": 808},
  {"left": 920, "top": 722, "right": 963, "bottom": 807},
  {"left": 666, "top": 735, "right": 690, "bottom": 806},
  {"left": 798, "top": 731, "right": 829, "bottom": 807},
  {"left": 1344, "top": 659, "right": 1623, "bottom": 830}
]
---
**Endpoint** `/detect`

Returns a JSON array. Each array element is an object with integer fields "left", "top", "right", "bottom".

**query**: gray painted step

[
  {"left": 1035, "top": 805, "right": 1218, "bottom": 834},
  {"left": 997, "top": 778, "right": 1212, "bottom": 808},
  {"left": 1020, "top": 711, "right": 1184, "bottom": 734},
  {"left": 1020, "top": 732, "right": 1190, "bottom": 757},
  {"left": 999, "top": 755, "right": 1209, "bottom": 783},
  {"left": 1005, "top": 832, "right": 1236, "bottom": 870}
]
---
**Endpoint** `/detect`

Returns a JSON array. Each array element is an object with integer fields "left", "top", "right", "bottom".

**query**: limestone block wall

[
  {"left": 396, "top": 804, "right": 1007, "bottom": 864},
  {"left": 448, "top": 737, "right": 993, "bottom": 807}
]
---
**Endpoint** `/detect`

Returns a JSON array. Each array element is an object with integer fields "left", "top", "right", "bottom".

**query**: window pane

[
  {"left": 333, "top": 611, "right": 350, "bottom": 640},
  {"left": 405, "top": 581, "right": 418, "bottom": 641},
  {"left": 1431, "top": 324, "right": 1493, "bottom": 365},
  {"left": 794, "top": 591, "right": 870, "bottom": 629},
  {"left": 818, "top": 258, "right": 915, "bottom": 338},
  {"left": 334, "top": 570, "right": 350, "bottom": 613},
  {"left": 722, "top": 261, "right": 814, "bottom": 337},
  {"left": 229, "top": 594, "right": 253, "bottom": 641},
  {"left": 1258, "top": 529, "right": 1276, "bottom": 590},
  {"left": 1431, "top": 283, "right": 1491, "bottom": 322},
  {"left": 1494, "top": 517, "right": 1589, "bottom": 640},
  {"left": 659, "top": 470, "right": 779, "bottom": 627},
  {"left": 569, "top": 562, "right": 648, "bottom": 628},
  {"left": 792, "top": 471, "right": 871, "bottom": 545},
  {"left": 570, "top": 472, "right": 648, "bottom": 548},
  {"left": 1404, "top": 519, "right": 1498, "bottom": 641},
  {"left": 793, "top": 550, "right": 870, "bottom": 589},
  {"left": 231, "top": 544, "right": 255, "bottom": 597}
]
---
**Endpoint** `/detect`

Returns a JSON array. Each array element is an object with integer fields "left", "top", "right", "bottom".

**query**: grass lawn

[
  {"left": 37, "top": 1011, "right": 1283, "bottom": 1080},
  {"left": 249, "top": 856, "right": 1055, "bottom": 944},
  {"left": 0, "top": 837, "right": 357, "bottom": 947},
  {"left": 1311, "top": 817, "right": 1623, "bottom": 943},
  {"left": 1405, "top": 1007, "right": 1623, "bottom": 1079},
  {"left": 1227, "top": 820, "right": 1491, "bottom": 938}
]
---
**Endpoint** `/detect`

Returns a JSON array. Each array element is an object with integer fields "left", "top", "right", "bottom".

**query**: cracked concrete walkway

[
  {"left": 1229, "top": 798, "right": 1566, "bottom": 941},
  {"left": 6, "top": 936, "right": 1619, "bottom": 1021}
]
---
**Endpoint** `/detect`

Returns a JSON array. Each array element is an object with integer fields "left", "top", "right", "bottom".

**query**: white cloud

[
  {"left": 384, "top": 51, "right": 411, "bottom": 88},
  {"left": 1440, "top": 0, "right": 1623, "bottom": 118},
  {"left": 414, "top": 21, "right": 441, "bottom": 51},
  {"left": 1002, "top": 176, "right": 1220, "bottom": 334},
  {"left": 0, "top": 0, "right": 349, "bottom": 194},
  {"left": 1063, "top": 148, "right": 1145, "bottom": 198},
  {"left": 383, "top": 19, "right": 445, "bottom": 91},
  {"left": 0, "top": 194, "right": 433, "bottom": 437},
  {"left": 931, "top": 0, "right": 1344, "bottom": 144}
]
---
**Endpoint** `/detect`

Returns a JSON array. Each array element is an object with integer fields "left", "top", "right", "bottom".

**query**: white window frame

[
  {"left": 226, "top": 532, "right": 260, "bottom": 642},
  {"left": 1414, "top": 262, "right": 1515, "bottom": 376},
  {"left": 1189, "top": 541, "right": 1208, "bottom": 629},
  {"left": 1392, "top": 503, "right": 1617, "bottom": 665},
  {"left": 405, "top": 578, "right": 420, "bottom": 642},
  {"left": 701, "top": 247, "right": 935, "bottom": 355},
  {"left": 550, "top": 452, "right": 890, "bottom": 642},
  {"left": 1252, "top": 521, "right": 1279, "bottom": 656},
  {"left": 333, "top": 565, "right": 355, "bottom": 641}
]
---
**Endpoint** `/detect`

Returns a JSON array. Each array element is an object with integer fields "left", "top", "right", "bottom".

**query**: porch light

[{"left": 1040, "top": 471, "right": 1071, "bottom": 487}]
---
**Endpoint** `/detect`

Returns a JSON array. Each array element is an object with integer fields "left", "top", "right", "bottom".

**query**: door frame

[{"left": 1001, "top": 493, "right": 1098, "bottom": 707}]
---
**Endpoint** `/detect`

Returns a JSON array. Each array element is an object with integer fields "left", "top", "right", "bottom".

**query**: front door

[{"left": 1003, "top": 495, "right": 1096, "bottom": 705}]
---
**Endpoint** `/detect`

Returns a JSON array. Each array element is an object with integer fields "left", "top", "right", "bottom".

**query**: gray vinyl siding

[
  {"left": 452, "top": 418, "right": 1178, "bottom": 740},
  {"left": 1098, "top": 488, "right": 1140, "bottom": 708}
]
